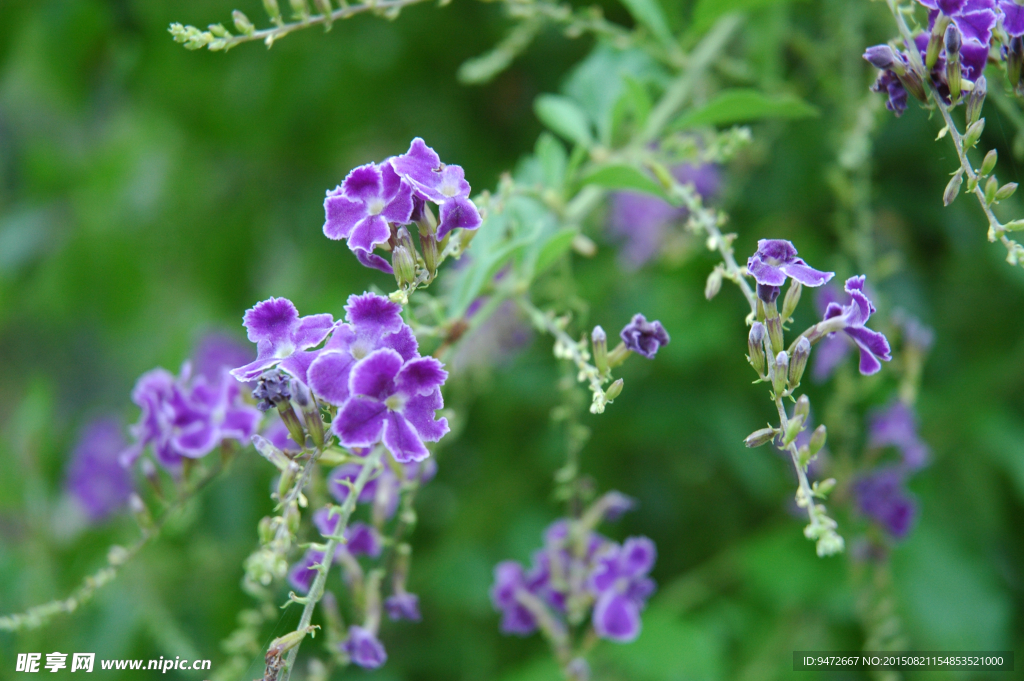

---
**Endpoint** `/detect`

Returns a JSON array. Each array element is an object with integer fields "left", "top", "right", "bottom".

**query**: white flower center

[
  {"left": 385, "top": 394, "right": 405, "bottom": 411},
  {"left": 367, "top": 198, "right": 385, "bottom": 216},
  {"left": 351, "top": 343, "right": 368, "bottom": 360}
]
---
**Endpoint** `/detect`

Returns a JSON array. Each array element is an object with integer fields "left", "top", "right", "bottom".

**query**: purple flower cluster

[
  {"left": 607, "top": 163, "right": 720, "bottom": 269},
  {"left": 121, "top": 341, "right": 263, "bottom": 473},
  {"left": 865, "top": 0, "right": 1014, "bottom": 115},
  {"left": 65, "top": 417, "right": 134, "bottom": 522},
  {"left": 323, "top": 138, "right": 481, "bottom": 273},
  {"left": 233, "top": 292, "right": 449, "bottom": 463},
  {"left": 326, "top": 451, "right": 437, "bottom": 522},
  {"left": 490, "top": 492, "right": 656, "bottom": 644}
]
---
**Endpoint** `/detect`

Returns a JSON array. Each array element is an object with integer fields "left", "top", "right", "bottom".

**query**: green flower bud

[
  {"left": 793, "top": 394, "right": 810, "bottom": 423},
  {"left": 981, "top": 148, "right": 998, "bottom": 176},
  {"left": 772, "top": 351, "right": 789, "bottom": 396},
  {"left": 592, "top": 326, "right": 609, "bottom": 375},
  {"left": 781, "top": 281, "right": 802, "bottom": 321},
  {"left": 748, "top": 322, "right": 767, "bottom": 375},
  {"left": 809, "top": 424, "right": 827, "bottom": 455},
  {"left": 232, "top": 10, "right": 256, "bottom": 35},
  {"left": 744, "top": 426, "right": 777, "bottom": 448},
  {"left": 995, "top": 182, "right": 1018, "bottom": 201},
  {"left": 789, "top": 336, "right": 810, "bottom": 388},
  {"left": 767, "top": 315, "right": 785, "bottom": 356},
  {"left": 604, "top": 378, "right": 624, "bottom": 401}
]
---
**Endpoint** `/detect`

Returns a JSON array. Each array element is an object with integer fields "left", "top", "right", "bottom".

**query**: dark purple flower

[
  {"left": 811, "top": 284, "right": 853, "bottom": 382},
  {"left": 868, "top": 401, "right": 930, "bottom": 471},
  {"left": 120, "top": 362, "right": 262, "bottom": 471},
  {"left": 390, "top": 138, "right": 482, "bottom": 240},
  {"left": 870, "top": 67, "right": 911, "bottom": 116},
  {"left": 589, "top": 537, "right": 657, "bottom": 642},
  {"left": 385, "top": 592, "right": 422, "bottom": 621},
  {"left": 820, "top": 276, "right": 892, "bottom": 375},
  {"left": 324, "top": 162, "right": 413, "bottom": 255},
  {"left": 342, "top": 626, "right": 387, "bottom": 669},
  {"left": 918, "top": 0, "right": 997, "bottom": 81},
  {"left": 331, "top": 348, "right": 449, "bottom": 463},
  {"left": 620, "top": 314, "right": 670, "bottom": 359},
  {"left": 288, "top": 548, "right": 332, "bottom": 594},
  {"left": 853, "top": 469, "right": 917, "bottom": 540},
  {"left": 607, "top": 164, "right": 720, "bottom": 269},
  {"left": 746, "top": 239, "right": 835, "bottom": 288},
  {"left": 65, "top": 417, "right": 133, "bottom": 522},
  {"left": 307, "top": 293, "right": 417, "bottom": 408},
  {"left": 231, "top": 298, "right": 336, "bottom": 382}
]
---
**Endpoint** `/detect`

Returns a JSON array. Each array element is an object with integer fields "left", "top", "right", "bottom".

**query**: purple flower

[
  {"left": 288, "top": 548, "right": 332, "bottom": 594},
  {"left": 390, "top": 138, "right": 482, "bottom": 240},
  {"left": 65, "top": 417, "right": 133, "bottom": 522},
  {"left": 607, "top": 164, "right": 720, "bottom": 269},
  {"left": 868, "top": 401, "right": 930, "bottom": 471},
  {"left": 307, "top": 292, "right": 418, "bottom": 408},
  {"left": 231, "top": 297, "right": 336, "bottom": 382},
  {"left": 820, "top": 276, "right": 892, "bottom": 375},
  {"left": 746, "top": 239, "right": 835, "bottom": 290},
  {"left": 385, "top": 592, "right": 422, "bottom": 621},
  {"left": 853, "top": 469, "right": 917, "bottom": 540},
  {"left": 870, "top": 64, "right": 911, "bottom": 116},
  {"left": 490, "top": 562, "right": 541, "bottom": 635},
  {"left": 919, "top": 0, "right": 998, "bottom": 66},
  {"left": 1000, "top": 0, "right": 1024, "bottom": 36},
  {"left": 620, "top": 314, "right": 670, "bottom": 359},
  {"left": 589, "top": 538, "right": 657, "bottom": 642},
  {"left": 327, "top": 455, "right": 436, "bottom": 519},
  {"left": 324, "top": 162, "right": 414, "bottom": 255},
  {"left": 342, "top": 626, "right": 387, "bottom": 669},
  {"left": 120, "top": 362, "right": 262, "bottom": 471},
  {"left": 331, "top": 348, "right": 449, "bottom": 463},
  {"left": 192, "top": 333, "right": 253, "bottom": 384}
]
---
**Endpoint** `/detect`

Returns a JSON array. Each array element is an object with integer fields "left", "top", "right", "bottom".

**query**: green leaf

[
  {"left": 671, "top": 89, "right": 818, "bottom": 129},
  {"left": 619, "top": 0, "right": 675, "bottom": 50},
  {"left": 580, "top": 164, "right": 671, "bottom": 201},
  {"left": 531, "top": 227, "right": 577, "bottom": 276},
  {"left": 691, "top": 0, "right": 807, "bottom": 34},
  {"left": 535, "top": 133, "right": 567, "bottom": 189},
  {"left": 534, "top": 95, "right": 594, "bottom": 148}
]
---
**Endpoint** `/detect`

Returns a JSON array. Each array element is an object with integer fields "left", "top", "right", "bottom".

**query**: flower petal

[
  {"left": 349, "top": 348, "right": 403, "bottom": 399},
  {"left": 592, "top": 591, "right": 641, "bottom": 642},
  {"left": 383, "top": 411, "right": 429, "bottom": 463},
  {"left": 779, "top": 259, "right": 835, "bottom": 287},
  {"left": 307, "top": 350, "right": 356, "bottom": 406},
  {"left": 334, "top": 397, "right": 387, "bottom": 447},
  {"left": 342, "top": 163, "right": 384, "bottom": 203},
  {"left": 347, "top": 214, "right": 390, "bottom": 252},
  {"left": 437, "top": 195, "right": 482, "bottom": 240},
  {"left": 243, "top": 297, "right": 299, "bottom": 345},
  {"left": 323, "top": 192, "right": 365, "bottom": 241},
  {"left": 395, "top": 356, "right": 448, "bottom": 396},
  {"left": 354, "top": 249, "right": 394, "bottom": 274},
  {"left": 401, "top": 390, "right": 449, "bottom": 442}
]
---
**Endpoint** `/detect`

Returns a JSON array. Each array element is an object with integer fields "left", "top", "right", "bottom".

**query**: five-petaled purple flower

[
  {"left": 342, "top": 626, "right": 388, "bottom": 669},
  {"left": 231, "top": 297, "right": 336, "bottom": 382},
  {"left": 820, "top": 276, "right": 892, "bottom": 375},
  {"left": 390, "top": 138, "right": 482, "bottom": 240},
  {"left": 853, "top": 468, "right": 917, "bottom": 540},
  {"left": 324, "top": 162, "right": 414, "bottom": 255},
  {"left": 589, "top": 538, "right": 657, "bottom": 642},
  {"left": 121, "top": 360, "right": 262, "bottom": 472},
  {"left": 331, "top": 348, "right": 449, "bottom": 463},
  {"left": 65, "top": 417, "right": 134, "bottom": 522},
  {"left": 620, "top": 314, "right": 670, "bottom": 359},
  {"left": 918, "top": 0, "right": 998, "bottom": 81},
  {"left": 747, "top": 240, "right": 835, "bottom": 301}
]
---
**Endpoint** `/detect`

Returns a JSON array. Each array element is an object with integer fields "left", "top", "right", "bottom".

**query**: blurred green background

[{"left": 0, "top": 0, "right": 1022, "bottom": 679}]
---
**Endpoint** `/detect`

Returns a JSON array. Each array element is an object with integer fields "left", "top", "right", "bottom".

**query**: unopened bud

[
  {"left": 783, "top": 414, "right": 804, "bottom": 446},
  {"left": 926, "top": 14, "right": 950, "bottom": 69},
  {"left": 781, "top": 281, "right": 802, "bottom": 320},
  {"left": 289, "top": 0, "right": 310, "bottom": 21},
  {"left": 748, "top": 322, "right": 767, "bottom": 375},
  {"left": 863, "top": 45, "right": 898, "bottom": 70},
  {"left": 944, "top": 172, "right": 963, "bottom": 206},
  {"left": 232, "top": 10, "right": 255, "bottom": 35},
  {"left": 267, "top": 626, "right": 318, "bottom": 658},
  {"left": 258, "top": 516, "right": 275, "bottom": 545},
  {"left": 996, "top": 182, "right": 1018, "bottom": 201},
  {"left": 705, "top": 267, "right": 723, "bottom": 300},
  {"left": 253, "top": 434, "right": 291, "bottom": 471},
  {"left": 809, "top": 424, "right": 827, "bottom": 456},
  {"left": 793, "top": 394, "right": 810, "bottom": 423},
  {"left": 789, "top": 336, "right": 810, "bottom": 388},
  {"left": 772, "top": 351, "right": 789, "bottom": 395},
  {"left": 592, "top": 326, "right": 609, "bottom": 374},
  {"left": 967, "top": 75, "right": 986, "bottom": 125},
  {"left": 393, "top": 245, "right": 416, "bottom": 287},
  {"left": 744, "top": 426, "right": 777, "bottom": 448},
  {"left": 981, "top": 148, "right": 998, "bottom": 176},
  {"left": 604, "top": 378, "right": 624, "bottom": 401},
  {"left": 263, "top": 0, "right": 283, "bottom": 24},
  {"left": 277, "top": 462, "right": 299, "bottom": 501},
  {"left": 985, "top": 175, "right": 999, "bottom": 204},
  {"left": 756, "top": 282, "right": 780, "bottom": 304},
  {"left": 1009, "top": 37, "right": 1024, "bottom": 89},
  {"left": 963, "top": 118, "right": 985, "bottom": 149},
  {"left": 419, "top": 233, "right": 439, "bottom": 278},
  {"left": 767, "top": 315, "right": 785, "bottom": 355}
]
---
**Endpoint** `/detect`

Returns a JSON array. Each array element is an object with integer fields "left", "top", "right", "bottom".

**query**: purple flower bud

[
  {"left": 619, "top": 314, "right": 670, "bottom": 359},
  {"left": 852, "top": 469, "right": 916, "bottom": 540},
  {"left": 863, "top": 45, "right": 898, "bottom": 70},
  {"left": 65, "top": 418, "right": 133, "bottom": 522}
]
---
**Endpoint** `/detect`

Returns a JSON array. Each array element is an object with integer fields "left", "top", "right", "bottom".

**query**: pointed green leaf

[
  {"left": 581, "top": 164, "right": 672, "bottom": 201},
  {"left": 671, "top": 89, "right": 818, "bottom": 129},
  {"left": 620, "top": 0, "right": 675, "bottom": 50},
  {"left": 534, "top": 95, "right": 594, "bottom": 148}
]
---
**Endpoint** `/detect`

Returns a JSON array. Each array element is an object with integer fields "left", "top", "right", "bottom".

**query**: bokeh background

[{"left": 1, "top": 0, "right": 1022, "bottom": 679}]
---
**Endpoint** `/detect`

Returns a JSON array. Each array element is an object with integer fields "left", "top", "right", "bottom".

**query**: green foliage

[{"left": 671, "top": 89, "right": 819, "bottom": 129}]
